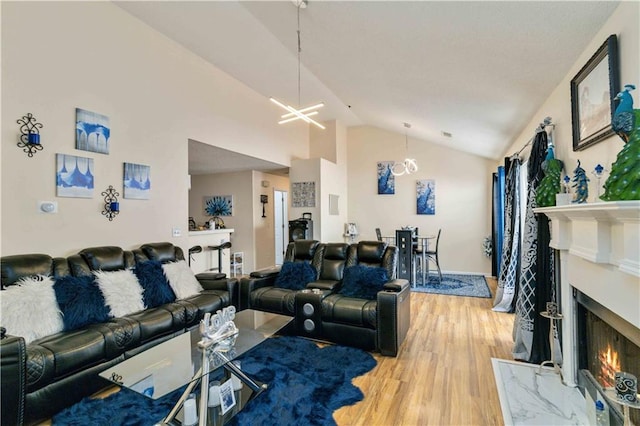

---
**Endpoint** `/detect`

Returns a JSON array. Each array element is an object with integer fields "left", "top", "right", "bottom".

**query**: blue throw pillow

[
  {"left": 274, "top": 261, "right": 317, "bottom": 290},
  {"left": 53, "top": 275, "right": 111, "bottom": 331},
  {"left": 135, "top": 260, "right": 176, "bottom": 307},
  {"left": 340, "top": 265, "right": 389, "bottom": 300}
]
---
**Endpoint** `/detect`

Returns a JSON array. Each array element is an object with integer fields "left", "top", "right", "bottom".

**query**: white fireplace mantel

[
  {"left": 534, "top": 201, "right": 640, "bottom": 386},
  {"left": 535, "top": 201, "right": 640, "bottom": 277}
]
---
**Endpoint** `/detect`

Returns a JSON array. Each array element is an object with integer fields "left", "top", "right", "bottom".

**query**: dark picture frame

[{"left": 570, "top": 34, "right": 619, "bottom": 151}]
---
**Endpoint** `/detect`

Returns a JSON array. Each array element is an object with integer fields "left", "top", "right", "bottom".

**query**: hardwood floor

[{"left": 333, "top": 277, "right": 515, "bottom": 426}]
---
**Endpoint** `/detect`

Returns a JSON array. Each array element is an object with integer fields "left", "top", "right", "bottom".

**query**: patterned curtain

[
  {"left": 512, "top": 130, "right": 562, "bottom": 363},
  {"left": 492, "top": 156, "right": 521, "bottom": 313}
]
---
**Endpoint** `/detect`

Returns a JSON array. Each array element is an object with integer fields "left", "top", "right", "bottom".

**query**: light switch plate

[{"left": 172, "top": 228, "right": 181, "bottom": 237}]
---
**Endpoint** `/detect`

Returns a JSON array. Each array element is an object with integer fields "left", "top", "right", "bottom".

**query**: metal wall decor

[
  {"left": 260, "top": 194, "right": 268, "bottom": 218},
  {"left": 101, "top": 185, "right": 120, "bottom": 221},
  {"left": 17, "top": 113, "right": 44, "bottom": 157}
]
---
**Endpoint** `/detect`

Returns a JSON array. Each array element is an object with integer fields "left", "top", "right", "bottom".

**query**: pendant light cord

[{"left": 297, "top": 3, "right": 302, "bottom": 106}]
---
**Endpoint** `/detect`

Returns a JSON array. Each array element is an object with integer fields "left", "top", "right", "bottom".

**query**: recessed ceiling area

[{"left": 188, "top": 140, "right": 288, "bottom": 176}]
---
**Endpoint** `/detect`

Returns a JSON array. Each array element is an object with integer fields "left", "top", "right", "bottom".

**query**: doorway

[{"left": 274, "top": 190, "right": 288, "bottom": 265}]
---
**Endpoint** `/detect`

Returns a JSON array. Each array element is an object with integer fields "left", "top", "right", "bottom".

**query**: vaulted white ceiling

[{"left": 116, "top": 1, "right": 619, "bottom": 167}]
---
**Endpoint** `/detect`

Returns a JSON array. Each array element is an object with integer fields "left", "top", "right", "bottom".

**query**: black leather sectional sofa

[
  {"left": 240, "top": 240, "right": 411, "bottom": 357},
  {"left": 0, "top": 242, "right": 236, "bottom": 426}
]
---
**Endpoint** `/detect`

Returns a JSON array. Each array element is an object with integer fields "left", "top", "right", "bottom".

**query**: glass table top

[{"left": 99, "top": 309, "right": 292, "bottom": 399}]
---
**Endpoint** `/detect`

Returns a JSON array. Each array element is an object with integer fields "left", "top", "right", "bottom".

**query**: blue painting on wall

[
  {"left": 76, "top": 108, "right": 110, "bottom": 154},
  {"left": 417, "top": 179, "right": 435, "bottom": 215},
  {"left": 123, "top": 162, "right": 151, "bottom": 200},
  {"left": 56, "top": 154, "right": 94, "bottom": 198},
  {"left": 204, "top": 195, "right": 233, "bottom": 217},
  {"left": 377, "top": 161, "right": 395, "bottom": 194}
]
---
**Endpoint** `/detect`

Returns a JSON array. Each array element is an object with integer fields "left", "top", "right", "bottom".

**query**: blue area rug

[
  {"left": 412, "top": 273, "right": 491, "bottom": 298},
  {"left": 52, "top": 336, "right": 376, "bottom": 426}
]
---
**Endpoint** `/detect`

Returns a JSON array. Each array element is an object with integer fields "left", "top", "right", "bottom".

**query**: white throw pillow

[
  {"left": 94, "top": 269, "right": 145, "bottom": 317},
  {"left": 162, "top": 260, "right": 203, "bottom": 299},
  {"left": 0, "top": 275, "right": 64, "bottom": 343}
]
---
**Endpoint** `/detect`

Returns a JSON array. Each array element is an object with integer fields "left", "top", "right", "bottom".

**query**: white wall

[
  {"left": 252, "top": 171, "right": 290, "bottom": 270},
  {"left": 498, "top": 2, "right": 640, "bottom": 191},
  {"left": 347, "top": 126, "right": 495, "bottom": 274},
  {"left": 1, "top": 2, "right": 308, "bottom": 257}
]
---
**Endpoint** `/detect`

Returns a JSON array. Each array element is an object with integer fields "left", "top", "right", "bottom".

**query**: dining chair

[
  {"left": 375, "top": 228, "right": 383, "bottom": 242},
  {"left": 425, "top": 229, "right": 442, "bottom": 283}
]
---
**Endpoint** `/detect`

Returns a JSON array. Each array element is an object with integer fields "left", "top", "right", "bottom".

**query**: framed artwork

[
  {"left": 416, "top": 179, "right": 435, "bottom": 215},
  {"left": 292, "top": 182, "right": 315, "bottom": 207},
  {"left": 123, "top": 162, "right": 151, "bottom": 200},
  {"left": 377, "top": 161, "right": 395, "bottom": 194},
  {"left": 76, "top": 108, "right": 111, "bottom": 154},
  {"left": 56, "top": 153, "right": 94, "bottom": 198},
  {"left": 570, "top": 34, "right": 619, "bottom": 151},
  {"left": 204, "top": 195, "right": 233, "bottom": 217}
]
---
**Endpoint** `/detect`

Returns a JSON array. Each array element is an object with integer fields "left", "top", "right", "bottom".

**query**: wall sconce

[
  {"left": 16, "top": 113, "right": 44, "bottom": 157},
  {"left": 101, "top": 185, "right": 120, "bottom": 221},
  {"left": 260, "top": 195, "right": 268, "bottom": 218}
]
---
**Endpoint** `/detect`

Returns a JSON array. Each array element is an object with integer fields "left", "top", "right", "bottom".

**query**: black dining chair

[
  {"left": 375, "top": 228, "right": 383, "bottom": 241},
  {"left": 425, "top": 229, "right": 442, "bottom": 284}
]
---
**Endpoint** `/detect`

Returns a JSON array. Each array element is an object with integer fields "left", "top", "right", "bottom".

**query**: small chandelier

[
  {"left": 391, "top": 122, "right": 418, "bottom": 176},
  {"left": 270, "top": 0, "right": 325, "bottom": 130}
]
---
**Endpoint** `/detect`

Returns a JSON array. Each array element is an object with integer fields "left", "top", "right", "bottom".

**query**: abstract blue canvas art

[
  {"left": 123, "top": 163, "right": 151, "bottom": 200},
  {"left": 377, "top": 161, "right": 395, "bottom": 194},
  {"left": 56, "top": 154, "right": 94, "bottom": 198},
  {"left": 204, "top": 195, "right": 233, "bottom": 217},
  {"left": 417, "top": 179, "right": 435, "bottom": 215},
  {"left": 76, "top": 108, "right": 110, "bottom": 154}
]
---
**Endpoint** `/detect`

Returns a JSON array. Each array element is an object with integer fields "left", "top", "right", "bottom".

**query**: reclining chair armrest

[
  {"left": 249, "top": 266, "right": 281, "bottom": 279},
  {"left": 196, "top": 275, "right": 239, "bottom": 308},
  {"left": 376, "top": 283, "right": 411, "bottom": 357},
  {"left": 1, "top": 332, "right": 26, "bottom": 426},
  {"left": 383, "top": 278, "right": 410, "bottom": 293},
  {"left": 239, "top": 275, "right": 278, "bottom": 311},
  {"left": 307, "top": 280, "right": 340, "bottom": 292}
]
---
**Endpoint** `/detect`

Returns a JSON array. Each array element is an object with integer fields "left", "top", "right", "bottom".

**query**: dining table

[{"left": 383, "top": 233, "right": 436, "bottom": 286}]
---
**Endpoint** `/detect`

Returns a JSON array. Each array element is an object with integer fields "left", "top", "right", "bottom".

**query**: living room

[{"left": 2, "top": 1, "right": 639, "bottom": 425}]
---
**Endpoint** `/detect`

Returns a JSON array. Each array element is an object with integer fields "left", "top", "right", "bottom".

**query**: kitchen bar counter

[{"left": 188, "top": 228, "right": 234, "bottom": 275}]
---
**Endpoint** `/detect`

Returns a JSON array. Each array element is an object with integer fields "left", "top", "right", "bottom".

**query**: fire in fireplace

[{"left": 577, "top": 290, "right": 640, "bottom": 425}]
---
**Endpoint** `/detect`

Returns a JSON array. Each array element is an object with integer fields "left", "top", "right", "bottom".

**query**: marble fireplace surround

[{"left": 535, "top": 201, "right": 640, "bottom": 386}]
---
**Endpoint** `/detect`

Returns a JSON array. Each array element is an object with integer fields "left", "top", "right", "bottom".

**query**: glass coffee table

[{"left": 100, "top": 309, "right": 292, "bottom": 425}]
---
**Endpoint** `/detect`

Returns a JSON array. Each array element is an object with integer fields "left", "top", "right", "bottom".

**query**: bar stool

[
  {"left": 188, "top": 245, "right": 202, "bottom": 266},
  {"left": 208, "top": 241, "right": 232, "bottom": 275}
]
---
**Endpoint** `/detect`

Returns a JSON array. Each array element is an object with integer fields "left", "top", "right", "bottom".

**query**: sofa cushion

[
  {"left": 53, "top": 275, "right": 111, "bottom": 331},
  {"left": 162, "top": 260, "right": 203, "bottom": 299},
  {"left": 339, "top": 265, "right": 388, "bottom": 300},
  {"left": 134, "top": 260, "right": 176, "bottom": 307},
  {"left": 94, "top": 270, "right": 145, "bottom": 317},
  {"left": 35, "top": 328, "right": 107, "bottom": 378},
  {"left": 0, "top": 275, "right": 64, "bottom": 343},
  {"left": 274, "top": 261, "right": 316, "bottom": 290}
]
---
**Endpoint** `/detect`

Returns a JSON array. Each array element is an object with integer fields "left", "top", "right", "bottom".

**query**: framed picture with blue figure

[
  {"left": 76, "top": 108, "right": 110, "bottom": 154},
  {"left": 56, "top": 153, "right": 94, "bottom": 198},
  {"left": 123, "top": 162, "right": 151, "bottom": 200},
  {"left": 377, "top": 161, "right": 395, "bottom": 194},
  {"left": 416, "top": 179, "right": 435, "bottom": 215},
  {"left": 204, "top": 195, "right": 233, "bottom": 217}
]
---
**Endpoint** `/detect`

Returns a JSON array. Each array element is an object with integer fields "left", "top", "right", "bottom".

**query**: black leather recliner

[
  {"left": 239, "top": 240, "right": 324, "bottom": 313},
  {"left": 0, "top": 242, "right": 235, "bottom": 425},
  {"left": 320, "top": 241, "right": 410, "bottom": 356},
  {"left": 241, "top": 240, "right": 410, "bottom": 357}
]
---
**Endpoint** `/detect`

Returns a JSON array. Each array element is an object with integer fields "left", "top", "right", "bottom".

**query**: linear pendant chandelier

[{"left": 270, "top": 0, "right": 325, "bottom": 130}]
